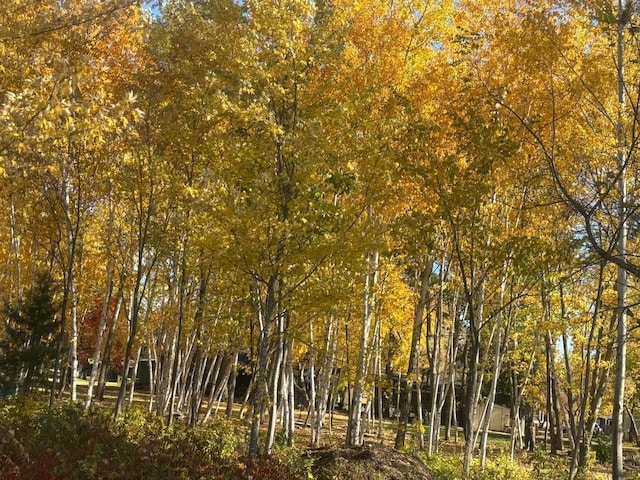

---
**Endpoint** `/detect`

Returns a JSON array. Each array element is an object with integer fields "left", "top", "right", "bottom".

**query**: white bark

[
  {"left": 266, "top": 313, "right": 285, "bottom": 454},
  {"left": 613, "top": 4, "right": 629, "bottom": 478},
  {"left": 347, "top": 248, "right": 379, "bottom": 446},
  {"left": 312, "top": 314, "right": 337, "bottom": 446},
  {"left": 84, "top": 267, "right": 113, "bottom": 410}
]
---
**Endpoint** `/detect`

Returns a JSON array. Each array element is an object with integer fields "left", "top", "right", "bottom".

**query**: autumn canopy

[{"left": 1, "top": 1, "right": 640, "bottom": 479}]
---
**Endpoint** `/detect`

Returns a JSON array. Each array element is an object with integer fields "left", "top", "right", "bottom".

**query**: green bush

[
  {"left": 472, "top": 455, "right": 531, "bottom": 480},
  {"left": 1, "top": 402, "right": 134, "bottom": 479},
  {"left": 528, "top": 450, "right": 567, "bottom": 480},
  {"left": 270, "top": 442, "right": 314, "bottom": 479},
  {"left": 0, "top": 400, "right": 317, "bottom": 480},
  {"left": 592, "top": 434, "right": 612, "bottom": 464},
  {"left": 423, "top": 452, "right": 558, "bottom": 480},
  {"left": 423, "top": 454, "right": 533, "bottom": 480},
  {"left": 0, "top": 401, "right": 247, "bottom": 479},
  {"left": 117, "top": 407, "right": 247, "bottom": 479},
  {"left": 422, "top": 454, "right": 464, "bottom": 480}
]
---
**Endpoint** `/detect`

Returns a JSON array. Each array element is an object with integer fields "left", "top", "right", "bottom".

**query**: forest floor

[{"left": 306, "top": 442, "right": 434, "bottom": 479}]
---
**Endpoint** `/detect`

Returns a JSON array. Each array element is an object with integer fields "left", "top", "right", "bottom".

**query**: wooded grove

[{"left": 3, "top": 0, "right": 640, "bottom": 479}]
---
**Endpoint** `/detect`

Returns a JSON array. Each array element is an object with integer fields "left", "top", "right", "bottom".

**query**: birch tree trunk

[
  {"left": 211, "top": 355, "right": 234, "bottom": 416},
  {"left": 168, "top": 234, "right": 189, "bottom": 425},
  {"left": 545, "top": 327, "right": 564, "bottom": 454},
  {"left": 50, "top": 150, "right": 81, "bottom": 411},
  {"left": 69, "top": 271, "right": 79, "bottom": 403},
  {"left": 282, "top": 336, "right": 295, "bottom": 445},
  {"left": 312, "top": 314, "right": 337, "bottom": 447},
  {"left": 114, "top": 204, "right": 158, "bottom": 419},
  {"left": 479, "top": 268, "right": 509, "bottom": 468},
  {"left": 508, "top": 335, "right": 538, "bottom": 460},
  {"left": 266, "top": 311, "right": 285, "bottom": 454},
  {"left": 202, "top": 352, "right": 224, "bottom": 423},
  {"left": 148, "top": 335, "right": 157, "bottom": 414},
  {"left": 96, "top": 294, "right": 122, "bottom": 401},
  {"left": 248, "top": 273, "right": 278, "bottom": 460},
  {"left": 127, "top": 345, "right": 142, "bottom": 406},
  {"left": 226, "top": 352, "right": 239, "bottom": 417},
  {"left": 373, "top": 309, "right": 384, "bottom": 442},
  {"left": 613, "top": 6, "right": 629, "bottom": 478},
  {"left": 308, "top": 316, "right": 317, "bottom": 436},
  {"left": 445, "top": 293, "right": 463, "bottom": 443},
  {"left": 84, "top": 263, "right": 113, "bottom": 410},
  {"left": 395, "top": 260, "right": 431, "bottom": 448},
  {"left": 462, "top": 281, "right": 484, "bottom": 478},
  {"left": 428, "top": 252, "right": 448, "bottom": 456},
  {"left": 347, "top": 249, "right": 379, "bottom": 446}
]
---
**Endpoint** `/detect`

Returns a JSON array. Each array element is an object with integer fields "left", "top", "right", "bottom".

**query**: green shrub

[
  {"left": 422, "top": 454, "right": 464, "bottom": 480},
  {"left": 1, "top": 401, "right": 132, "bottom": 479},
  {"left": 528, "top": 450, "right": 567, "bottom": 480},
  {"left": 119, "top": 407, "right": 247, "bottom": 479},
  {"left": 423, "top": 452, "right": 569, "bottom": 480},
  {"left": 592, "top": 434, "right": 612, "bottom": 464},
  {"left": 270, "top": 442, "right": 314, "bottom": 479},
  {"left": 472, "top": 455, "right": 531, "bottom": 480},
  {"left": 0, "top": 401, "right": 254, "bottom": 480},
  {"left": 245, "top": 453, "right": 313, "bottom": 480}
]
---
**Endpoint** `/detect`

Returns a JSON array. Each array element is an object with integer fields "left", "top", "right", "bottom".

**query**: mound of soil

[{"left": 306, "top": 442, "right": 433, "bottom": 480}]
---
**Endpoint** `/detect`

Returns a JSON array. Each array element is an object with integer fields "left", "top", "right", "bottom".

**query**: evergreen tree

[{"left": 0, "top": 272, "right": 58, "bottom": 396}]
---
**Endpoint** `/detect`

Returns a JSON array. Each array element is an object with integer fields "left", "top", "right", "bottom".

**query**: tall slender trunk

[
  {"left": 189, "top": 264, "right": 211, "bottom": 425},
  {"left": 226, "top": 352, "right": 239, "bottom": 417},
  {"left": 248, "top": 274, "right": 279, "bottom": 461},
  {"left": 266, "top": 311, "right": 285, "bottom": 454},
  {"left": 570, "top": 266, "right": 606, "bottom": 478},
  {"left": 545, "top": 327, "right": 564, "bottom": 454},
  {"left": 213, "top": 357, "right": 235, "bottom": 415},
  {"left": 286, "top": 342, "right": 296, "bottom": 445},
  {"left": 278, "top": 331, "right": 295, "bottom": 445},
  {"left": 128, "top": 345, "right": 142, "bottom": 406},
  {"left": 479, "top": 268, "right": 509, "bottom": 468},
  {"left": 613, "top": 3, "right": 629, "bottom": 477},
  {"left": 312, "top": 314, "right": 337, "bottom": 447},
  {"left": 97, "top": 294, "right": 122, "bottom": 400},
  {"left": 202, "top": 352, "right": 224, "bottom": 422},
  {"left": 8, "top": 195, "right": 22, "bottom": 303},
  {"left": 49, "top": 164, "right": 72, "bottom": 410},
  {"left": 308, "top": 316, "right": 317, "bottom": 437},
  {"left": 69, "top": 269, "right": 79, "bottom": 402},
  {"left": 373, "top": 309, "right": 384, "bottom": 442},
  {"left": 148, "top": 335, "right": 157, "bottom": 414},
  {"left": 85, "top": 265, "right": 113, "bottom": 410},
  {"left": 462, "top": 281, "right": 484, "bottom": 478},
  {"left": 115, "top": 273, "right": 149, "bottom": 419},
  {"left": 189, "top": 346, "right": 205, "bottom": 425},
  {"left": 169, "top": 232, "right": 189, "bottom": 425},
  {"left": 509, "top": 334, "right": 538, "bottom": 460},
  {"left": 428, "top": 252, "right": 448, "bottom": 456},
  {"left": 395, "top": 260, "right": 432, "bottom": 449},
  {"left": 347, "top": 248, "right": 379, "bottom": 446},
  {"left": 445, "top": 294, "right": 463, "bottom": 443},
  {"left": 239, "top": 375, "right": 254, "bottom": 420}
]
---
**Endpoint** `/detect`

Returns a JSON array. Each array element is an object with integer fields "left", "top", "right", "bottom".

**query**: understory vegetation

[
  {"left": 0, "top": 399, "right": 619, "bottom": 480},
  {"left": 0, "top": 400, "right": 298, "bottom": 480}
]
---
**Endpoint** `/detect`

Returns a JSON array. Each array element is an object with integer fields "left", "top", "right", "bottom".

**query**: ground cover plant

[
  {"left": 0, "top": 397, "right": 619, "bottom": 480},
  {"left": 0, "top": 400, "right": 273, "bottom": 480}
]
